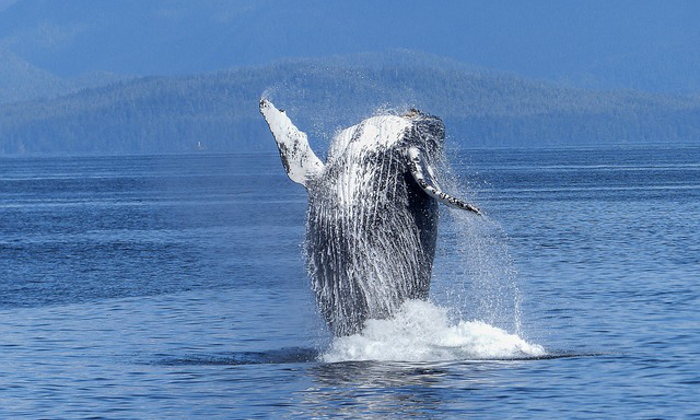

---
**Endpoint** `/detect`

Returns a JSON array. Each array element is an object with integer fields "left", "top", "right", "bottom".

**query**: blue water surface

[{"left": 0, "top": 146, "right": 698, "bottom": 419}]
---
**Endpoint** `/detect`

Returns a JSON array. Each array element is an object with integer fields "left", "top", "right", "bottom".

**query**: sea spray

[
  {"left": 448, "top": 210, "right": 522, "bottom": 333},
  {"left": 321, "top": 300, "right": 545, "bottom": 362},
  {"left": 431, "top": 153, "right": 524, "bottom": 336}
]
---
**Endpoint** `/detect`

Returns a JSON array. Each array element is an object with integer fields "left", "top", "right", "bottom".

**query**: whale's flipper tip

[
  {"left": 258, "top": 98, "right": 324, "bottom": 187},
  {"left": 467, "top": 204, "right": 483, "bottom": 216}
]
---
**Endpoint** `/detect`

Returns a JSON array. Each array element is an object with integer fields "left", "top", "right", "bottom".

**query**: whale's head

[
  {"left": 399, "top": 108, "right": 445, "bottom": 159},
  {"left": 326, "top": 108, "right": 444, "bottom": 163},
  {"left": 259, "top": 98, "right": 481, "bottom": 214}
]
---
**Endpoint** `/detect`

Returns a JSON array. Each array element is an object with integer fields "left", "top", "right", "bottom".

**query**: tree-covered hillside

[
  {"left": 0, "top": 48, "right": 131, "bottom": 104},
  {"left": 2, "top": 53, "right": 700, "bottom": 156}
]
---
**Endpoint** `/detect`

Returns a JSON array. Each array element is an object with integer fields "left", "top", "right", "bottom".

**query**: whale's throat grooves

[{"left": 306, "top": 120, "right": 439, "bottom": 336}]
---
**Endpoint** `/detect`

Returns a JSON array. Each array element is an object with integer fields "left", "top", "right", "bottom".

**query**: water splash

[
  {"left": 446, "top": 211, "right": 522, "bottom": 332},
  {"left": 321, "top": 300, "right": 545, "bottom": 362},
  {"left": 315, "top": 155, "right": 541, "bottom": 361},
  {"left": 431, "top": 153, "right": 524, "bottom": 336}
]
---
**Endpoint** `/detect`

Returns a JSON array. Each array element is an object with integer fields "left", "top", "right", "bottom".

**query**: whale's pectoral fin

[
  {"left": 259, "top": 98, "right": 324, "bottom": 187},
  {"left": 407, "top": 146, "right": 482, "bottom": 215}
]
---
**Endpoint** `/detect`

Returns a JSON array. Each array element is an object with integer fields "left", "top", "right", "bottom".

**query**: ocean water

[{"left": 1, "top": 146, "right": 698, "bottom": 419}]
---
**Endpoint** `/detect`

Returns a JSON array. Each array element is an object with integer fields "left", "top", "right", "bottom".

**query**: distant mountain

[
  {"left": 1, "top": 0, "right": 700, "bottom": 93},
  {"left": 0, "top": 48, "right": 132, "bottom": 104},
  {"left": 2, "top": 52, "right": 699, "bottom": 156},
  {"left": 0, "top": 48, "right": 66, "bottom": 102}
]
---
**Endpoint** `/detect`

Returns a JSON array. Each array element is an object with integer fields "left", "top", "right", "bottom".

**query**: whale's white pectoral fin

[
  {"left": 259, "top": 98, "right": 324, "bottom": 187},
  {"left": 407, "top": 147, "right": 482, "bottom": 215}
]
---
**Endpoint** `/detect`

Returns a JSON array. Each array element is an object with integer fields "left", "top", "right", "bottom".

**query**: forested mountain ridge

[
  {"left": 2, "top": 54, "right": 700, "bottom": 156},
  {"left": 0, "top": 48, "right": 132, "bottom": 104}
]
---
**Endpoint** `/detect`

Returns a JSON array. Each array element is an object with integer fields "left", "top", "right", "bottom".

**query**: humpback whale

[{"left": 260, "top": 99, "right": 480, "bottom": 336}]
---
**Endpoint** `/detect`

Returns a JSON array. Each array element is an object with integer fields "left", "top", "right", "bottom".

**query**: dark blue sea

[{"left": 1, "top": 146, "right": 698, "bottom": 419}]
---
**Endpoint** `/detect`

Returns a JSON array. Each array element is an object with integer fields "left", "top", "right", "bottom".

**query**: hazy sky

[
  {"left": 2, "top": 0, "right": 700, "bottom": 92},
  {"left": 0, "top": 0, "right": 18, "bottom": 11}
]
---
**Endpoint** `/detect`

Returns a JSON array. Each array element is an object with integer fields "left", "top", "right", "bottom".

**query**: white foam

[{"left": 321, "top": 300, "right": 545, "bottom": 363}]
